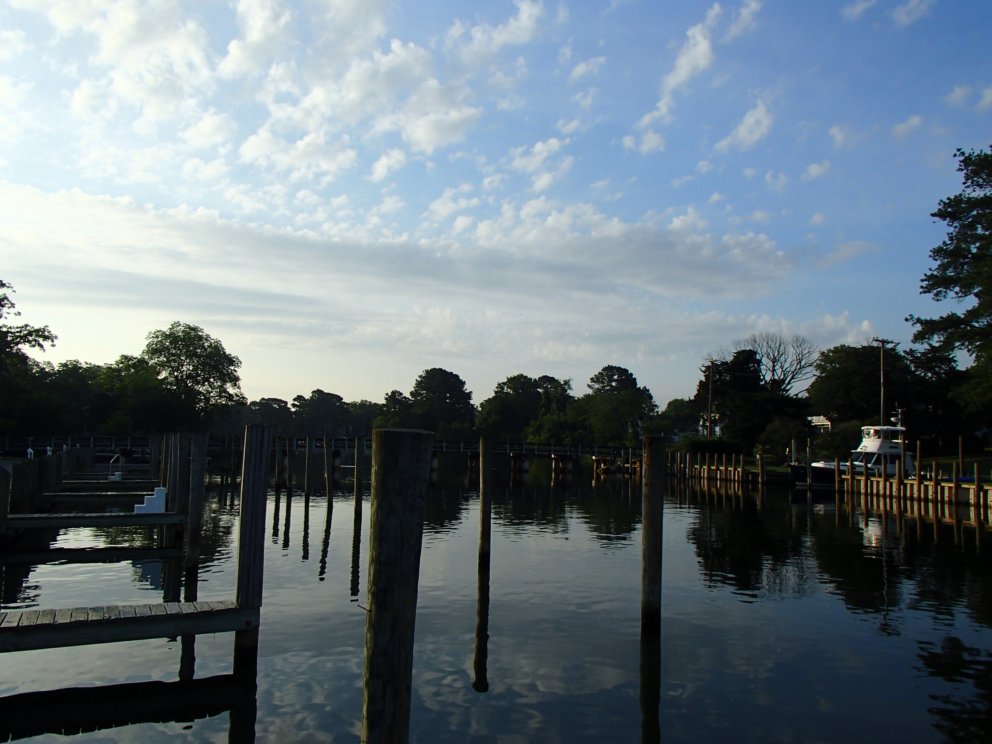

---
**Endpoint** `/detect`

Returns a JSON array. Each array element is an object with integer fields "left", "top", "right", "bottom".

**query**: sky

[{"left": 1, "top": 0, "right": 990, "bottom": 410}]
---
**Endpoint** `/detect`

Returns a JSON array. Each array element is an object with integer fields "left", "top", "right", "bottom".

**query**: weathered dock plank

[{"left": 0, "top": 600, "right": 253, "bottom": 652}]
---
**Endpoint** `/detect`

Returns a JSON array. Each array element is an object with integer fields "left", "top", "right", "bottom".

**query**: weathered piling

[
  {"left": 640, "top": 435, "right": 664, "bottom": 744},
  {"left": 236, "top": 425, "right": 272, "bottom": 613},
  {"left": 361, "top": 429, "right": 434, "bottom": 744},
  {"left": 473, "top": 438, "right": 492, "bottom": 694},
  {"left": 641, "top": 436, "right": 664, "bottom": 635}
]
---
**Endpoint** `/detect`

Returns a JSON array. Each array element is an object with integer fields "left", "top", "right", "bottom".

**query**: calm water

[{"left": 2, "top": 456, "right": 991, "bottom": 742}]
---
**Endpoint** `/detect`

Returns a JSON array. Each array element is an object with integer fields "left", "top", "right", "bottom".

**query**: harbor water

[{"left": 2, "top": 457, "right": 991, "bottom": 742}]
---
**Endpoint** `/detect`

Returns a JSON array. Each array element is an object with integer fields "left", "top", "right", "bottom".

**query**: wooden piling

[
  {"left": 473, "top": 438, "right": 492, "bottom": 694},
  {"left": 236, "top": 425, "right": 272, "bottom": 612},
  {"left": 641, "top": 436, "right": 664, "bottom": 634},
  {"left": 361, "top": 428, "right": 434, "bottom": 744}
]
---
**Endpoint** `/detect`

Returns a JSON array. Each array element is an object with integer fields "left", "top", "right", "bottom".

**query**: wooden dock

[{"left": 0, "top": 600, "right": 257, "bottom": 653}]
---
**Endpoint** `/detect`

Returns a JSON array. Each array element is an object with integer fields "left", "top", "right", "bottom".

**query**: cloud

[
  {"left": 181, "top": 111, "right": 238, "bottom": 150},
  {"left": 979, "top": 87, "right": 992, "bottom": 111},
  {"left": 764, "top": 171, "right": 787, "bottom": 191},
  {"left": 569, "top": 56, "right": 606, "bottom": 83},
  {"left": 944, "top": 85, "right": 971, "bottom": 107},
  {"left": 724, "top": 0, "right": 762, "bottom": 41},
  {"left": 801, "top": 160, "right": 830, "bottom": 181},
  {"left": 510, "top": 137, "right": 564, "bottom": 172},
  {"left": 239, "top": 127, "right": 358, "bottom": 181},
  {"left": 369, "top": 148, "right": 407, "bottom": 182},
  {"left": 891, "top": 114, "right": 922, "bottom": 138},
  {"left": 828, "top": 124, "right": 851, "bottom": 147},
  {"left": 892, "top": 0, "right": 935, "bottom": 26},
  {"left": 0, "top": 29, "right": 29, "bottom": 61},
  {"left": 715, "top": 100, "right": 772, "bottom": 152},
  {"left": 425, "top": 184, "right": 479, "bottom": 223},
  {"left": 818, "top": 240, "right": 878, "bottom": 267},
  {"left": 841, "top": 1, "right": 878, "bottom": 21},
  {"left": 638, "top": 4, "right": 721, "bottom": 127},
  {"left": 218, "top": 0, "right": 294, "bottom": 79},
  {"left": 623, "top": 130, "right": 665, "bottom": 154},
  {"left": 450, "top": 0, "right": 544, "bottom": 68}
]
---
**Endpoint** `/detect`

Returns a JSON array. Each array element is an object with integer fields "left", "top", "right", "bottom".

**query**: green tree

[
  {"left": 292, "top": 389, "right": 347, "bottom": 434},
  {"left": 524, "top": 375, "right": 576, "bottom": 443},
  {"left": 0, "top": 280, "right": 57, "bottom": 433},
  {"left": 248, "top": 397, "right": 294, "bottom": 435},
  {"left": 375, "top": 390, "right": 413, "bottom": 429},
  {"left": 477, "top": 374, "right": 542, "bottom": 440},
  {"left": 0, "top": 279, "right": 56, "bottom": 377},
  {"left": 909, "top": 145, "right": 992, "bottom": 414},
  {"left": 408, "top": 368, "right": 475, "bottom": 438},
  {"left": 805, "top": 343, "right": 916, "bottom": 426},
  {"left": 583, "top": 364, "right": 657, "bottom": 446},
  {"left": 142, "top": 321, "right": 245, "bottom": 427}
]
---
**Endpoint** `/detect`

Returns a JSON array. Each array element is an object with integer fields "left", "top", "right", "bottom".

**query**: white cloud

[
  {"left": 569, "top": 56, "right": 606, "bottom": 83},
  {"left": 218, "top": 0, "right": 293, "bottom": 79},
  {"left": 371, "top": 78, "right": 483, "bottom": 154},
  {"left": 801, "top": 160, "right": 830, "bottom": 181},
  {"left": 573, "top": 88, "right": 596, "bottom": 109},
  {"left": 451, "top": 0, "right": 544, "bottom": 68},
  {"left": 841, "top": 1, "right": 878, "bottom": 21},
  {"left": 764, "top": 171, "right": 787, "bottom": 191},
  {"left": 556, "top": 117, "right": 583, "bottom": 134},
  {"left": 810, "top": 212, "right": 826, "bottom": 225},
  {"left": 818, "top": 240, "right": 877, "bottom": 267},
  {"left": 979, "top": 87, "right": 992, "bottom": 111},
  {"left": 892, "top": 0, "right": 935, "bottom": 26},
  {"left": 891, "top": 114, "right": 922, "bottom": 138},
  {"left": 182, "top": 111, "right": 237, "bottom": 150},
  {"left": 0, "top": 29, "right": 29, "bottom": 61},
  {"left": 0, "top": 76, "right": 32, "bottom": 143},
  {"left": 945, "top": 85, "right": 972, "bottom": 107},
  {"left": 510, "top": 138, "right": 564, "bottom": 172},
  {"left": 369, "top": 148, "right": 407, "bottom": 182},
  {"left": 828, "top": 124, "right": 850, "bottom": 147},
  {"left": 426, "top": 184, "right": 479, "bottom": 223},
  {"left": 239, "top": 127, "right": 358, "bottom": 181},
  {"left": 639, "top": 4, "right": 721, "bottom": 127},
  {"left": 716, "top": 100, "right": 772, "bottom": 152},
  {"left": 724, "top": 0, "right": 761, "bottom": 41}
]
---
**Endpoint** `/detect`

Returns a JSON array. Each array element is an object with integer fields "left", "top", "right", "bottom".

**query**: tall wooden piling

[
  {"left": 236, "top": 425, "right": 273, "bottom": 612},
  {"left": 641, "top": 436, "right": 664, "bottom": 634},
  {"left": 473, "top": 438, "right": 492, "bottom": 694},
  {"left": 361, "top": 429, "right": 434, "bottom": 744},
  {"left": 640, "top": 435, "right": 664, "bottom": 744}
]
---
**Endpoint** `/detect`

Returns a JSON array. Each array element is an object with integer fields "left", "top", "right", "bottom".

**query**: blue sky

[{"left": 1, "top": 0, "right": 989, "bottom": 409}]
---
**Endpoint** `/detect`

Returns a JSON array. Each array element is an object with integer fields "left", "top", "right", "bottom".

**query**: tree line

[{"left": 2, "top": 146, "right": 989, "bottom": 455}]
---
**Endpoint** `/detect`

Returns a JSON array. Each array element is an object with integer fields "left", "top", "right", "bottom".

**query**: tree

[
  {"left": 292, "top": 389, "right": 347, "bottom": 434},
  {"left": 0, "top": 280, "right": 57, "bottom": 377},
  {"left": 248, "top": 397, "right": 294, "bottom": 434},
  {"left": 582, "top": 365, "right": 657, "bottom": 446},
  {"left": 0, "top": 280, "right": 57, "bottom": 433},
  {"left": 524, "top": 375, "right": 576, "bottom": 443},
  {"left": 727, "top": 332, "right": 817, "bottom": 395},
  {"left": 408, "top": 368, "right": 475, "bottom": 438},
  {"left": 909, "top": 145, "right": 992, "bottom": 412},
  {"left": 477, "top": 374, "right": 542, "bottom": 440},
  {"left": 142, "top": 321, "right": 245, "bottom": 427},
  {"left": 805, "top": 343, "right": 916, "bottom": 426}
]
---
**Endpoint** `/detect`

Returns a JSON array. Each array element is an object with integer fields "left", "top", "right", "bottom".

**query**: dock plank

[{"left": 0, "top": 601, "right": 257, "bottom": 652}]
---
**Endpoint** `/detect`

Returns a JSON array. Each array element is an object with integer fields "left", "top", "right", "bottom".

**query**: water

[{"left": 2, "top": 458, "right": 991, "bottom": 742}]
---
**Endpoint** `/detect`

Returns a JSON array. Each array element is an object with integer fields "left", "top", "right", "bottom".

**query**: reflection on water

[{"left": 2, "top": 452, "right": 992, "bottom": 741}]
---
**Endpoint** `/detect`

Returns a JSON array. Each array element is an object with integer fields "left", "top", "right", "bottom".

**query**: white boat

[{"left": 790, "top": 421, "right": 915, "bottom": 488}]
